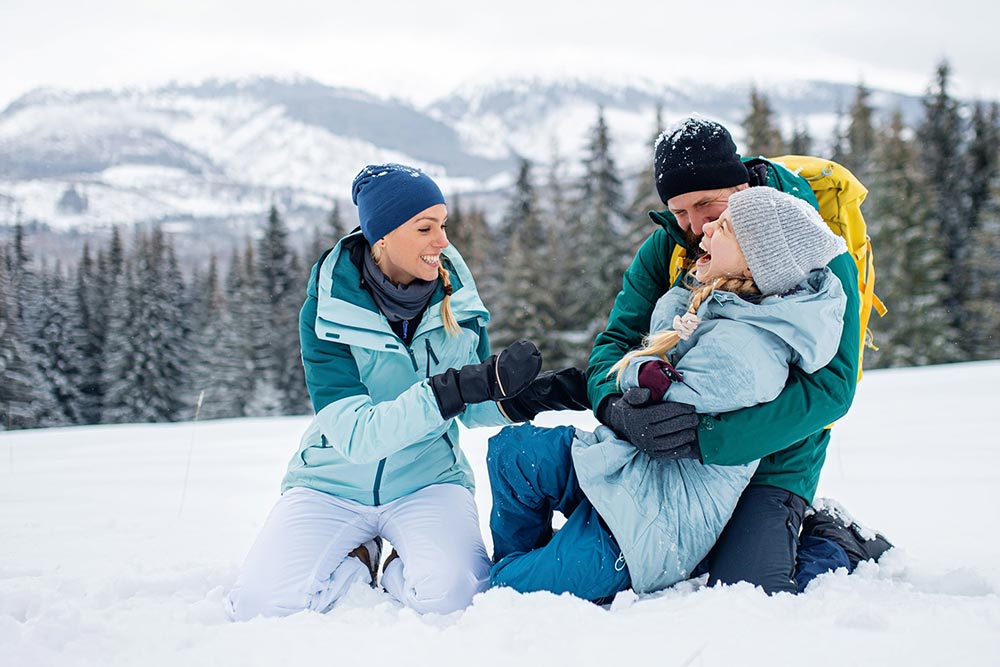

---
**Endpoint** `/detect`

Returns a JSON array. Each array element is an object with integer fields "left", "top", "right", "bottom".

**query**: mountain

[{"left": 0, "top": 76, "right": 923, "bottom": 235}]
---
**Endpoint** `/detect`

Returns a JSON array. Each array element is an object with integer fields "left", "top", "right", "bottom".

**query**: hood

[{"left": 694, "top": 267, "right": 847, "bottom": 373}]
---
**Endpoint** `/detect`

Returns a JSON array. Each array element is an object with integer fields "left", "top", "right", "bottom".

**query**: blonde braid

[
  {"left": 439, "top": 263, "right": 460, "bottom": 336},
  {"left": 607, "top": 275, "right": 760, "bottom": 385}
]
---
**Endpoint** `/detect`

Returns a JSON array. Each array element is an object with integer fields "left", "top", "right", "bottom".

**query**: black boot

[{"left": 801, "top": 500, "right": 893, "bottom": 571}]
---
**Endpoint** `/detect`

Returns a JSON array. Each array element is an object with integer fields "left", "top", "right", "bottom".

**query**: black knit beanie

[{"left": 654, "top": 117, "right": 749, "bottom": 204}]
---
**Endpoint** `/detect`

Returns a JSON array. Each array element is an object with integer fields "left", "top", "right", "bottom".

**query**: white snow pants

[{"left": 226, "top": 483, "right": 490, "bottom": 620}]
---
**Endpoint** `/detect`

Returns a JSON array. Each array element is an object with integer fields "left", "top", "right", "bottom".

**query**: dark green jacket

[{"left": 585, "top": 158, "right": 861, "bottom": 502}]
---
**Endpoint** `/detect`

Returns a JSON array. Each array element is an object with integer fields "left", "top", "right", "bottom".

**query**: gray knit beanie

[{"left": 727, "top": 187, "right": 847, "bottom": 296}]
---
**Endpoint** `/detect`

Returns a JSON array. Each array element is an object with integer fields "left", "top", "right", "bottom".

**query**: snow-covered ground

[{"left": 2, "top": 362, "right": 999, "bottom": 666}]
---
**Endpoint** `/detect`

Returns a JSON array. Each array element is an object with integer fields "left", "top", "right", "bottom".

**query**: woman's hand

[{"left": 430, "top": 340, "right": 542, "bottom": 419}]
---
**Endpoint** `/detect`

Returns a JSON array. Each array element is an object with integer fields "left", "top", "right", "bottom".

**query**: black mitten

[
  {"left": 597, "top": 387, "right": 701, "bottom": 459},
  {"left": 430, "top": 340, "right": 542, "bottom": 419},
  {"left": 498, "top": 368, "right": 591, "bottom": 422}
]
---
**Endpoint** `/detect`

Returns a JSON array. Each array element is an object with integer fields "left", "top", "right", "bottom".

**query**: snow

[{"left": 2, "top": 361, "right": 1000, "bottom": 666}]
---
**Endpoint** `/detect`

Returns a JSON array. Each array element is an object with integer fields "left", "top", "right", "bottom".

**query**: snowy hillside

[
  {"left": 2, "top": 361, "right": 999, "bottom": 666},
  {"left": 0, "top": 76, "right": 923, "bottom": 232}
]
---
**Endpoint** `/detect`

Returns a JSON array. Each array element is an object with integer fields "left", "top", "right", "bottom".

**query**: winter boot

[
  {"left": 348, "top": 536, "right": 383, "bottom": 587},
  {"left": 801, "top": 499, "right": 893, "bottom": 571}
]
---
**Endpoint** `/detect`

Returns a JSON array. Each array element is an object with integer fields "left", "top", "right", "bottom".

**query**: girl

[
  {"left": 486, "top": 187, "right": 848, "bottom": 601},
  {"left": 227, "top": 164, "right": 548, "bottom": 619}
]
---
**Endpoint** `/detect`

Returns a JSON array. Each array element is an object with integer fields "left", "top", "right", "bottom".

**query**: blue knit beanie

[{"left": 351, "top": 164, "right": 446, "bottom": 244}]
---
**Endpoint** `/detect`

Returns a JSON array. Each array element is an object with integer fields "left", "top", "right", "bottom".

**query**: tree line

[{"left": 2, "top": 61, "right": 998, "bottom": 430}]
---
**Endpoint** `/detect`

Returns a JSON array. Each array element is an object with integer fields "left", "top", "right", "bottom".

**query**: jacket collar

[{"left": 315, "top": 231, "right": 489, "bottom": 350}]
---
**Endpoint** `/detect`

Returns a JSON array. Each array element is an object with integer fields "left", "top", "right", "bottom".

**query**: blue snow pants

[
  {"left": 697, "top": 484, "right": 852, "bottom": 594},
  {"left": 486, "top": 424, "right": 631, "bottom": 603}
]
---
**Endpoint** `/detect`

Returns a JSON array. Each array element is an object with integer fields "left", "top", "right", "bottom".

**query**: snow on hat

[
  {"left": 351, "top": 164, "right": 446, "bottom": 244},
  {"left": 727, "top": 187, "right": 847, "bottom": 296},
  {"left": 654, "top": 117, "right": 749, "bottom": 204}
]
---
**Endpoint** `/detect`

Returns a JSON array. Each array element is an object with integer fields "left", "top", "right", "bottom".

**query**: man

[{"left": 587, "top": 117, "right": 891, "bottom": 594}]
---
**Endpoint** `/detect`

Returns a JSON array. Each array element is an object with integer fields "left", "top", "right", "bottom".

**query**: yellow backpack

[{"left": 667, "top": 155, "right": 887, "bottom": 381}]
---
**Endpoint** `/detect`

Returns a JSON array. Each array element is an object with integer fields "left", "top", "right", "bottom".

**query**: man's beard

[{"left": 683, "top": 228, "right": 702, "bottom": 254}]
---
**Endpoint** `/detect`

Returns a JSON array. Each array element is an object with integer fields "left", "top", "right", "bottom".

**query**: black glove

[
  {"left": 430, "top": 340, "right": 542, "bottom": 419},
  {"left": 597, "top": 387, "right": 701, "bottom": 459},
  {"left": 498, "top": 368, "right": 591, "bottom": 422}
]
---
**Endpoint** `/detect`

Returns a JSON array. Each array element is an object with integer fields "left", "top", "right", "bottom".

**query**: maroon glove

[{"left": 636, "top": 360, "right": 684, "bottom": 402}]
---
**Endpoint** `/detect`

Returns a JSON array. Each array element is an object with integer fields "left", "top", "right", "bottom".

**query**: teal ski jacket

[{"left": 282, "top": 232, "right": 510, "bottom": 505}]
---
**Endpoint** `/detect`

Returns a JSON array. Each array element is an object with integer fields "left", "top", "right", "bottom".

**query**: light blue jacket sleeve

[
  {"left": 311, "top": 381, "right": 453, "bottom": 465},
  {"left": 661, "top": 324, "right": 790, "bottom": 414}
]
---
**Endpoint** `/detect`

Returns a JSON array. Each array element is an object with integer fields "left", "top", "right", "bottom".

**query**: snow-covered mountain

[{"left": 0, "top": 76, "right": 923, "bottom": 233}]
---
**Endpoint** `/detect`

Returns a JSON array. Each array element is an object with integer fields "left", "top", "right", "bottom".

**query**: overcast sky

[{"left": 1, "top": 0, "right": 997, "bottom": 109}]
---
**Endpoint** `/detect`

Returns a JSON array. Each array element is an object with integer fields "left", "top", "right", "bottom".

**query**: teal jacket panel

[{"left": 283, "top": 232, "right": 510, "bottom": 506}]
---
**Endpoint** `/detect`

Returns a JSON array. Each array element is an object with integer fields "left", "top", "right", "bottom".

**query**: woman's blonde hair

[
  {"left": 371, "top": 244, "right": 460, "bottom": 336},
  {"left": 607, "top": 275, "right": 759, "bottom": 385}
]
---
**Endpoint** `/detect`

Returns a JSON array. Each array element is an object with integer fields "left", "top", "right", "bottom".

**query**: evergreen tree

[
  {"left": 844, "top": 82, "right": 877, "bottom": 181},
  {"left": 100, "top": 238, "right": 143, "bottom": 423},
  {"left": 101, "top": 229, "right": 188, "bottom": 423},
  {"left": 74, "top": 244, "right": 105, "bottom": 424},
  {"left": 965, "top": 102, "right": 1000, "bottom": 360},
  {"left": 187, "top": 254, "right": 252, "bottom": 419},
  {"left": 917, "top": 61, "right": 970, "bottom": 346},
  {"left": 256, "top": 205, "right": 308, "bottom": 414},
  {"left": 564, "top": 109, "right": 629, "bottom": 365},
  {"left": 447, "top": 195, "right": 490, "bottom": 281},
  {"left": 743, "top": 87, "right": 786, "bottom": 157},
  {"left": 32, "top": 265, "right": 85, "bottom": 425},
  {"left": 492, "top": 158, "right": 558, "bottom": 364},
  {"left": 0, "top": 244, "right": 51, "bottom": 430},
  {"left": 625, "top": 105, "right": 665, "bottom": 255},
  {"left": 788, "top": 119, "right": 813, "bottom": 155},
  {"left": 866, "top": 111, "right": 959, "bottom": 367}
]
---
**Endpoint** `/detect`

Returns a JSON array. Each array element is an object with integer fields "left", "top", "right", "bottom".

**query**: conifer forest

[{"left": 2, "top": 62, "right": 999, "bottom": 430}]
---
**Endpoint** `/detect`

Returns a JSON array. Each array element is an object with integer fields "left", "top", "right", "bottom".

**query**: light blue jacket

[
  {"left": 572, "top": 268, "right": 847, "bottom": 594},
  {"left": 282, "top": 232, "right": 510, "bottom": 505}
]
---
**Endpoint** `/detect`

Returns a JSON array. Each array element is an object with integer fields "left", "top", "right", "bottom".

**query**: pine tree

[
  {"left": 0, "top": 244, "right": 51, "bottom": 430},
  {"left": 101, "top": 229, "right": 188, "bottom": 423},
  {"left": 788, "top": 119, "right": 813, "bottom": 155},
  {"left": 32, "top": 265, "right": 85, "bottom": 425},
  {"left": 625, "top": 105, "right": 665, "bottom": 255},
  {"left": 844, "top": 82, "right": 877, "bottom": 181},
  {"left": 743, "top": 87, "right": 786, "bottom": 157},
  {"left": 566, "top": 109, "right": 629, "bottom": 365},
  {"left": 74, "top": 244, "right": 105, "bottom": 424},
  {"left": 256, "top": 205, "right": 308, "bottom": 414},
  {"left": 918, "top": 61, "right": 970, "bottom": 349},
  {"left": 866, "top": 111, "right": 960, "bottom": 367},
  {"left": 447, "top": 195, "right": 490, "bottom": 281},
  {"left": 187, "top": 254, "right": 251, "bottom": 419},
  {"left": 965, "top": 102, "right": 1000, "bottom": 360},
  {"left": 492, "top": 158, "right": 558, "bottom": 363}
]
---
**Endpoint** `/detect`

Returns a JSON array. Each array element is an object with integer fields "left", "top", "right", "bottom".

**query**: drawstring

[{"left": 614, "top": 552, "right": 627, "bottom": 572}]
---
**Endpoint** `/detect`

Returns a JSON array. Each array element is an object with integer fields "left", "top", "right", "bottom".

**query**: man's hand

[{"left": 597, "top": 388, "right": 701, "bottom": 459}]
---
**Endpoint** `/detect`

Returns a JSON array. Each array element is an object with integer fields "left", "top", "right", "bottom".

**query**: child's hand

[
  {"left": 672, "top": 313, "right": 701, "bottom": 340},
  {"left": 637, "top": 360, "right": 684, "bottom": 402}
]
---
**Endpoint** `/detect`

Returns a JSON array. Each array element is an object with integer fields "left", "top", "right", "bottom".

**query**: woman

[
  {"left": 487, "top": 187, "right": 849, "bottom": 601},
  {"left": 227, "top": 163, "right": 550, "bottom": 619}
]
